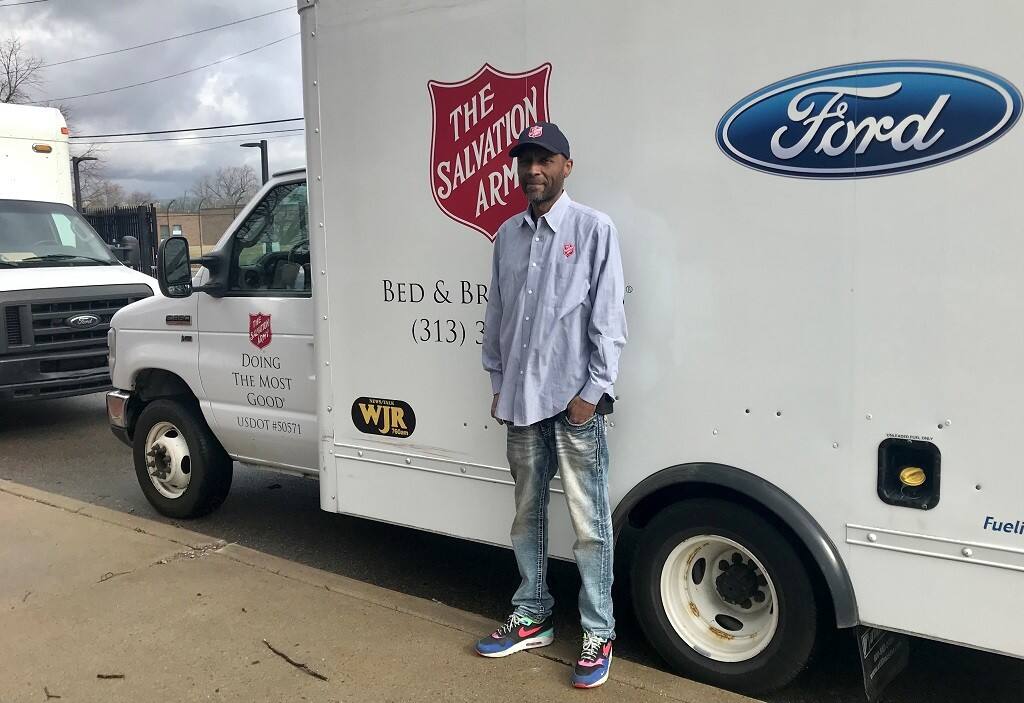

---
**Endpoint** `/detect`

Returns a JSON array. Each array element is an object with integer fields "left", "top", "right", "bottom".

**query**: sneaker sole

[
  {"left": 572, "top": 665, "right": 611, "bottom": 689},
  {"left": 476, "top": 631, "right": 554, "bottom": 658}
]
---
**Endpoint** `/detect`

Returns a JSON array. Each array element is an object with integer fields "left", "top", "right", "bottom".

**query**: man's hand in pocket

[{"left": 567, "top": 396, "right": 596, "bottom": 425}]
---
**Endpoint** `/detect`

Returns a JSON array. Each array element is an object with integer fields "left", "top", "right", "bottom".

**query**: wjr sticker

[{"left": 716, "top": 60, "right": 1022, "bottom": 178}]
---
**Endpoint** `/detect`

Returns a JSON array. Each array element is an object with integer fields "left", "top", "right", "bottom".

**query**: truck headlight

[{"left": 107, "top": 327, "right": 116, "bottom": 375}]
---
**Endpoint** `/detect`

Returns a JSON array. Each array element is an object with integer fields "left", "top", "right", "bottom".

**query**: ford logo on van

[
  {"left": 716, "top": 61, "right": 1022, "bottom": 178},
  {"left": 67, "top": 314, "right": 100, "bottom": 329}
]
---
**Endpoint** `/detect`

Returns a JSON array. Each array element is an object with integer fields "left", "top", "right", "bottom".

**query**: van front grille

[{"left": 5, "top": 306, "right": 22, "bottom": 346}]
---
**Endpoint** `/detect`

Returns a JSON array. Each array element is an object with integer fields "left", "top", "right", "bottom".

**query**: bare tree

[
  {"left": 190, "top": 165, "right": 260, "bottom": 208},
  {"left": 0, "top": 37, "right": 43, "bottom": 104},
  {"left": 79, "top": 173, "right": 154, "bottom": 210},
  {"left": 127, "top": 190, "right": 155, "bottom": 206},
  {"left": 80, "top": 178, "right": 126, "bottom": 210}
]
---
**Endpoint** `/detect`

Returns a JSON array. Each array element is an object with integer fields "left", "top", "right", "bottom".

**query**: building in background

[{"left": 159, "top": 207, "right": 239, "bottom": 256}]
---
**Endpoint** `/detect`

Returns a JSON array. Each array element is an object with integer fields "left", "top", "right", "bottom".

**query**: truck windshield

[{"left": 0, "top": 199, "right": 118, "bottom": 268}]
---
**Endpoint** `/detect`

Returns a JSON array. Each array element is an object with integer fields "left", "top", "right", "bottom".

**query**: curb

[{"left": 0, "top": 479, "right": 224, "bottom": 550}]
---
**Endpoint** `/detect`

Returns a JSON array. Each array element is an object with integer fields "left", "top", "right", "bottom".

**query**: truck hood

[{"left": 0, "top": 264, "right": 158, "bottom": 293}]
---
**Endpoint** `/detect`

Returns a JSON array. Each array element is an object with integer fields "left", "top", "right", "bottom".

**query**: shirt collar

[{"left": 522, "top": 191, "right": 572, "bottom": 233}]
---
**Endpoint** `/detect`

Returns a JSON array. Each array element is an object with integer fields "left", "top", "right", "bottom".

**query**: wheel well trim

[
  {"left": 133, "top": 368, "right": 198, "bottom": 400},
  {"left": 125, "top": 368, "right": 201, "bottom": 439},
  {"left": 613, "top": 462, "right": 858, "bottom": 628}
]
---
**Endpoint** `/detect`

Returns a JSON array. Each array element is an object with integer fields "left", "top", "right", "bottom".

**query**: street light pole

[
  {"left": 71, "top": 156, "right": 98, "bottom": 211},
  {"left": 241, "top": 140, "right": 269, "bottom": 184},
  {"left": 164, "top": 199, "right": 177, "bottom": 241},
  {"left": 196, "top": 196, "right": 208, "bottom": 256}
]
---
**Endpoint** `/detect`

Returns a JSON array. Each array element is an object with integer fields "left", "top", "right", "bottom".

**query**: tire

[
  {"left": 631, "top": 498, "right": 818, "bottom": 694},
  {"left": 133, "top": 399, "right": 232, "bottom": 519}
]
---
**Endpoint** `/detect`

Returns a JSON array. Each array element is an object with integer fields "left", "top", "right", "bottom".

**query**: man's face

[{"left": 516, "top": 146, "right": 573, "bottom": 206}]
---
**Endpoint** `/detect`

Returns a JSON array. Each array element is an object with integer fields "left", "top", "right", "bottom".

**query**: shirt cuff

[
  {"left": 579, "top": 380, "right": 606, "bottom": 405},
  {"left": 490, "top": 371, "right": 504, "bottom": 395}
]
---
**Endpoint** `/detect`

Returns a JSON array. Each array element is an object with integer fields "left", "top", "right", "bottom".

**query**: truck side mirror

[{"left": 158, "top": 236, "right": 193, "bottom": 298}]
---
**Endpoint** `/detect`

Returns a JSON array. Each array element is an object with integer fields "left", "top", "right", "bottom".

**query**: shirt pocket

[{"left": 551, "top": 260, "right": 590, "bottom": 315}]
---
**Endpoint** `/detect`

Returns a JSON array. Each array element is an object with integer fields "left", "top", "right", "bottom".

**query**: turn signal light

[{"left": 32, "top": 144, "right": 52, "bottom": 153}]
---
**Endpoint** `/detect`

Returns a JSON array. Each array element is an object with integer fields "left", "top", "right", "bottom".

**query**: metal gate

[{"left": 83, "top": 204, "right": 158, "bottom": 275}]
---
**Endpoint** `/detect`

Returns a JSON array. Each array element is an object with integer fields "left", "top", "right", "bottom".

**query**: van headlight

[{"left": 107, "top": 327, "right": 116, "bottom": 375}]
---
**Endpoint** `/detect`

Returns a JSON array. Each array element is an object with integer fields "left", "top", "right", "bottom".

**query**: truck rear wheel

[
  {"left": 631, "top": 499, "right": 817, "bottom": 694},
  {"left": 132, "top": 399, "right": 232, "bottom": 519}
]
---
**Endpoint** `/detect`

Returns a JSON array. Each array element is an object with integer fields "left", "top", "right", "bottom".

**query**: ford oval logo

[
  {"left": 716, "top": 61, "right": 1022, "bottom": 178},
  {"left": 67, "top": 314, "right": 100, "bottom": 329}
]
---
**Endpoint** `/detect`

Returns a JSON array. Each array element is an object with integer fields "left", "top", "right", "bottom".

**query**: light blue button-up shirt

[{"left": 482, "top": 191, "right": 627, "bottom": 426}]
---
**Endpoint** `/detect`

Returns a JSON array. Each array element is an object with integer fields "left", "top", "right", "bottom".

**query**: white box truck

[
  {"left": 0, "top": 103, "right": 157, "bottom": 401},
  {"left": 105, "top": 0, "right": 1024, "bottom": 695}
]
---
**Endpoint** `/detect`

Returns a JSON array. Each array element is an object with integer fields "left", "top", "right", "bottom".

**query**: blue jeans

[{"left": 506, "top": 411, "right": 615, "bottom": 639}]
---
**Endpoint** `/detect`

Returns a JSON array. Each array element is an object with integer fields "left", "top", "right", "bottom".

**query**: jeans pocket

[{"left": 563, "top": 411, "right": 598, "bottom": 429}]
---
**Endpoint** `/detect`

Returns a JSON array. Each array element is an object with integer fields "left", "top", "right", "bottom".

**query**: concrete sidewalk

[{"left": 0, "top": 480, "right": 760, "bottom": 703}]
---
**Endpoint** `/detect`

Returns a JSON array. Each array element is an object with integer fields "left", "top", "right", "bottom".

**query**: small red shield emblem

[
  {"left": 563, "top": 243, "right": 575, "bottom": 258},
  {"left": 428, "top": 63, "right": 552, "bottom": 242},
  {"left": 528, "top": 125, "right": 544, "bottom": 138},
  {"left": 249, "top": 313, "right": 272, "bottom": 350}
]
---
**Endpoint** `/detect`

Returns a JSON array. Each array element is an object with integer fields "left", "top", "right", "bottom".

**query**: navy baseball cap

[{"left": 509, "top": 121, "right": 570, "bottom": 159}]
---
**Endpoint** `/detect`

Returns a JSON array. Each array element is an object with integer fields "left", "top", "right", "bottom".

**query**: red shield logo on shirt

[
  {"left": 563, "top": 243, "right": 575, "bottom": 258},
  {"left": 428, "top": 63, "right": 552, "bottom": 242},
  {"left": 249, "top": 313, "right": 272, "bottom": 350}
]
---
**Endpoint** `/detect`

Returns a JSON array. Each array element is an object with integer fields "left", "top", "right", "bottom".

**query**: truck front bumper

[
  {"left": 106, "top": 390, "right": 132, "bottom": 447},
  {"left": 0, "top": 346, "right": 112, "bottom": 401}
]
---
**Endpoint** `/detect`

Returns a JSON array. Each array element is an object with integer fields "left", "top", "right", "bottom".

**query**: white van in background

[
  {"left": 0, "top": 104, "right": 74, "bottom": 206},
  {"left": 0, "top": 103, "right": 157, "bottom": 401}
]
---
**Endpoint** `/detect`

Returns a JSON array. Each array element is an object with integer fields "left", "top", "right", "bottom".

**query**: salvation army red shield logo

[
  {"left": 249, "top": 313, "right": 272, "bottom": 350},
  {"left": 428, "top": 63, "right": 551, "bottom": 241}
]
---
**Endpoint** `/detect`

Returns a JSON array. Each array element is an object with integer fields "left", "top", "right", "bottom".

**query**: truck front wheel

[
  {"left": 631, "top": 499, "right": 818, "bottom": 694},
  {"left": 132, "top": 399, "right": 232, "bottom": 518}
]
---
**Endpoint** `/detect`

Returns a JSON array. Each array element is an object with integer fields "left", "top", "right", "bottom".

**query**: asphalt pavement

[{"left": 1, "top": 393, "right": 1023, "bottom": 703}]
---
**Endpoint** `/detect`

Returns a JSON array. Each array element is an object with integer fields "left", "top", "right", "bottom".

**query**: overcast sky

[{"left": 4, "top": 0, "right": 303, "bottom": 199}]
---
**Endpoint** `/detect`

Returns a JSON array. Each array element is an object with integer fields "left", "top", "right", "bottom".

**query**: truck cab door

[{"left": 196, "top": 179, "right": 317, "bottom": 471}]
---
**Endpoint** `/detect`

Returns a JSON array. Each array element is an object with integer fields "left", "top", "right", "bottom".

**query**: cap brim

[{"left": 508, "top": 139, "right": 559, "bottom": 158}]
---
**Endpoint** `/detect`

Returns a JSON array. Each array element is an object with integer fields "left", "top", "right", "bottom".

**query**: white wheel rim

[
  {"left": 144, "top": 421, "right": 192, "bottom": 499},
  {"left": 660, "top": 535, "right": 779, "bottom": 662}
]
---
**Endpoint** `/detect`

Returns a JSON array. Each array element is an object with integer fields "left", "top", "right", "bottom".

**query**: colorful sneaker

[
  {"left": 571, "top": 632, "right": 613, "bottom": 688},
  {"left": 474, "top": 613, "right": 554, "bottom": 658}
]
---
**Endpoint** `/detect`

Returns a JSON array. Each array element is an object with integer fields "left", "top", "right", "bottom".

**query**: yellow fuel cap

[{"left": 899, "top": 466, "right": 926, "bottom": 487}]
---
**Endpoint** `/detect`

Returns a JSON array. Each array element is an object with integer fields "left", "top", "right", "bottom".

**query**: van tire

[
  {"left": 133, "top": 399, "right": 232, "bottom": 519},
  {"left": 631, "top": 499, "right": 817, "bottom": 694}
]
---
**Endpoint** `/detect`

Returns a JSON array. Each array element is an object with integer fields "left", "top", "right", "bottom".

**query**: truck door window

[{"left": 228, "top": 182, "right": 310, "bottom": 295}]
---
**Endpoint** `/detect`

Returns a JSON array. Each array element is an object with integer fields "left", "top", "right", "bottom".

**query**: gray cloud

[{"left": 4, "top": 0, "right": 304, "bottom": 198}]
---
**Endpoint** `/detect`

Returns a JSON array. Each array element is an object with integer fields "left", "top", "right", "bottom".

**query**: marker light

[{"left": 32, "top": 144, "right": 52, "bottom": 153}]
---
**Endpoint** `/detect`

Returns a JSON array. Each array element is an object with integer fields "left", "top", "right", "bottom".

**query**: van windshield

[{"left": 0, "top": 199, "right": 118, "bottom": 268}]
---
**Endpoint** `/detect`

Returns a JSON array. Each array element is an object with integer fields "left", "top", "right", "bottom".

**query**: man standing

[{"left": 476, "top": 121, "right": 627, "bottom": 689}]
